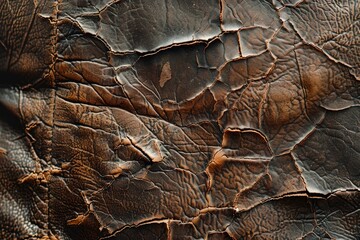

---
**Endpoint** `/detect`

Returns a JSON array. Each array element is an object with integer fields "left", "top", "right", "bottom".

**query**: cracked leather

[{"left": 0, "top": 0, "right": 360, "bottom": 239}]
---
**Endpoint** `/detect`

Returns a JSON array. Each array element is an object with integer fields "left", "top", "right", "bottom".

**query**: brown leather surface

[{"left": 0, "top": 0, "right": 360, "bottom": 239}]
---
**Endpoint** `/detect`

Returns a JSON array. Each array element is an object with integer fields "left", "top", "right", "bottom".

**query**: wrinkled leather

[{"left": 0, "top": 0, "right": 360, "bottom": 239}]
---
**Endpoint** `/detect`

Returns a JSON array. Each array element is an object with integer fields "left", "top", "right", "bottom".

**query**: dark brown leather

[{"left": 1, "top": 0, "right": 360, "bottom": 239}]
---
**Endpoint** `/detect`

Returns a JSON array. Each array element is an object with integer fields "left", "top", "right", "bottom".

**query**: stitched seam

[{"left": 47, "top": 0, "right": 60, "bottom": 238}]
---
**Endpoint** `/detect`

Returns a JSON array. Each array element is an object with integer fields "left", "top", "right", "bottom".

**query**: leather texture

[{"left": 0, "top": 0, "right": 360, "bottom": 239}]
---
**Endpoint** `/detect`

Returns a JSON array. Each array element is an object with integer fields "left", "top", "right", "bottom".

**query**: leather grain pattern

[{"left": 0, "top": 0, "right": 360, "bottom": 239}]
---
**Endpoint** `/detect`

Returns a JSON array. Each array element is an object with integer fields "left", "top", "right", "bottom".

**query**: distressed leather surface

[{"left": 0, "top": 0, "right": 360, "bottom": 239}]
